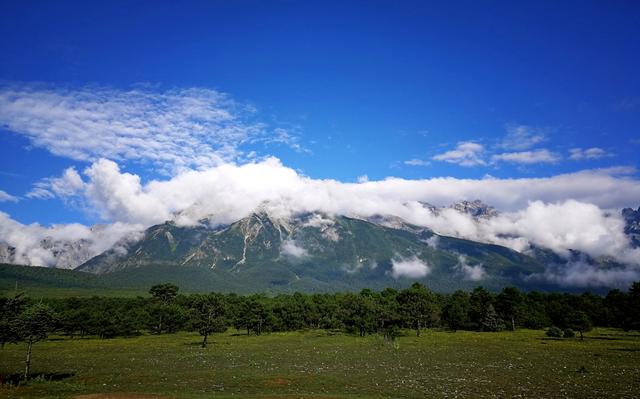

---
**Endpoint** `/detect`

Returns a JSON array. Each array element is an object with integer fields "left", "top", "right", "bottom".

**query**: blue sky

[{"left": 0, "top": 0, "right": 639, "bottom": 226}]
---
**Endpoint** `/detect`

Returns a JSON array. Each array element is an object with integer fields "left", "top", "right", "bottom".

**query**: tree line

[{"left": 2, "top": 282, "right": 640, "bottom": 379}]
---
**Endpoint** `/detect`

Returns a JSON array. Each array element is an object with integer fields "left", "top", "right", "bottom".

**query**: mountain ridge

[
  {"left": 2, "top": 201, "right": 638, "bottom": 292},
  {"left": 76, "top": 209, "right": 546, "bottom": 292}
]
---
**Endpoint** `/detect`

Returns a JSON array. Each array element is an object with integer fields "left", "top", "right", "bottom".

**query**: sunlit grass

[{"left": 1, "top": 328, "right": 639, "bottom": 398}]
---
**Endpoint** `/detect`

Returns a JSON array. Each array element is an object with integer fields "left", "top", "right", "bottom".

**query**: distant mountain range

[
  {"left": 75, "top": 209, "right": 543, "bottom": 292},
  {"left": 0, "top": 200, "right": 499, "bottom": 270},
  {"left": 1, "top": 201, "right": 638, "bottom": 293}
]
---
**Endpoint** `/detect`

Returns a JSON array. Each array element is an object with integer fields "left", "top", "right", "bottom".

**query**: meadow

[{"left": 1, "top": 328, "right": 639, "bottom": 399}]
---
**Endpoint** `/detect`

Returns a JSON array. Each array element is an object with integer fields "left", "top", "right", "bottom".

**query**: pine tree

[
  {"left": 481, "top": 303, "right": 503, "bottom": 332},
  {"left": 190, "top": 294, "right": 227, "bottom": 348},
  {"left": 397, "top": 283, "right": 440, "bottom": 337},
  {"left": 0, "top": 292, "right": 28, "bottom": 349},
  {"left": 149, "top": 283, "right": 179, "bottom": 334}
]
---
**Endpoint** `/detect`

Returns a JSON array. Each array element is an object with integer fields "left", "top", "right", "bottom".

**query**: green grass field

[{"left": 1, "top": 328, "right": 639, "bottom": 399}]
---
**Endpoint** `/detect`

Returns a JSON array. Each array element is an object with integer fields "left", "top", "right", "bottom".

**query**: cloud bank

[
  {"left": 0, "top": 153, "right": 640, "bottom": 283},
  {"left": 0, "top": 212, "right": 141, "bottom": 268},
  {"left": 60, "top": 158, "right": 640, "bottom": 229},
  {"left": 1, "top": 157, "right": 639, "bottom": 285}
]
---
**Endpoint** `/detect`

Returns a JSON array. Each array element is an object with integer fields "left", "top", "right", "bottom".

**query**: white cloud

[
  {"left": 84, "top": 159, "right": 173, "bottom": 225},
  {"left": 71, "top": 158, "right": 640, "bottom": 233},
  {"left": 391, "top": 256, "right": 430, "bottom": 278},
  {"left": 433, "top": 141, "right": 485, "bottom": 167},
  {"left": 423, "top": 235, "right": 439, "bottom": 249},
  {"left": 302, "top": 214, "right": 340, "bottom": 242},
  {"left": 404, "top": 159, "right": 430, "bottom": 166},
  {"left": 0, "top": 84, "right": 302, "bottom": 174},
  {"left": 569, "top": 147, "right": 612, "bottom": 161},
  {"left": 490, "top": 200, "right": 635, "bottom": 260},
  {"left": 280, "top": 239, "right": 309, "bottom": 259},
  {"left": 268, "top": 127, "right": 308, "bottom": 153},
  {"left": 433, "top": 125, "right": 557, "bottom": 167},
  {"left": 455, "top": 255, "right": 486, "bottom": 281},
  {"left": 501, "top": 124, "right": 548, "bottom": 150},
  {"left": 27, "top": 167, "right": 85, "bottom": 199},
  {"left": 0, "top": 190, "right": 18, "bottom": 202},
  {"left": 3, "top": 157, "right": 640, "bottom": 286},
  {"left": 302, "top": 214, "right": 335, "bottom": 228},
  {"left": 491, "top": 149, "right": 561, "bottom": 164},
  {"left": 535, "top": 259, "right": 640, "bottom": 288},
  {"left": 0, "top": 212, "right": 142, "bottom": 268}
]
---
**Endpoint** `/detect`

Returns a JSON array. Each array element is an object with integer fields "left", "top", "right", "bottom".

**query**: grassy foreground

[{"left": 1, "top": 328, "right": 639, "bottom": 398}]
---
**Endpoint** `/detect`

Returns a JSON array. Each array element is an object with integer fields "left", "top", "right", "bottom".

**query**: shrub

[
  {"left": 546, "top": 326, "right": 563, "bottom": 337},
  {"left": 563, "top": 328, "right": 575, "bottom": 338}
]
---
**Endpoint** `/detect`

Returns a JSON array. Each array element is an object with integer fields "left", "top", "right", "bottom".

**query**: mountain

[
  {"left": 623, "top": 206, "right": 640, "bottom": 248},
  {"left": 78, "top": 221, "right": 216, "bottom": 274},
  {"left": 416, "top": 200, "right": 499, "bottom": 219},
  {"left": 0, "top": 262, "right": 110, "bottom": 292},
  {"left": 0, "top": 243, "right": 16, "bottom": 264},
  {"left": 77, "top": 210, "right": 545, "bottom": 292},
  {"left": 4, "top": 203, "right": 637, "bottom": 293},
  {"left": 450, "top": 200, "right": 499, "bottom": 218}
]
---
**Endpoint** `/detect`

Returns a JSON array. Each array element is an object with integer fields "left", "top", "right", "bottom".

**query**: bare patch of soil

[
  {"left": 74, "top": 394, "right": 172, "bottom": 399},
  {"left": 263, "top": 377, "right": 292, "bottom": 387}
]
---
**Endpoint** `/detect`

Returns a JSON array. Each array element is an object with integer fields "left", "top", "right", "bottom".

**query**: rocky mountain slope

[
  {"left": 623, "top": 206, "right": 640, "bottom": 248},
  {"left": 77, "top": 210, "right": 544, "bottom": 292},
  {"left": 3, "top": 201, "right": 637, "bottom": 292}
]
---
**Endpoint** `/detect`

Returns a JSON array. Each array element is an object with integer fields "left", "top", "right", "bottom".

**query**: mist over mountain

[
  {"left": 75, "top": 208, "right": 546, "bottom": 292},
  {"left": 2, "top": 186, "right": 639, "bottom": 290},
  {"left": 0, "top": 214, "right": 142, "bottom": 269},
  {"left": 62, "top": 201, "right": 634, "bottom": 291}
]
